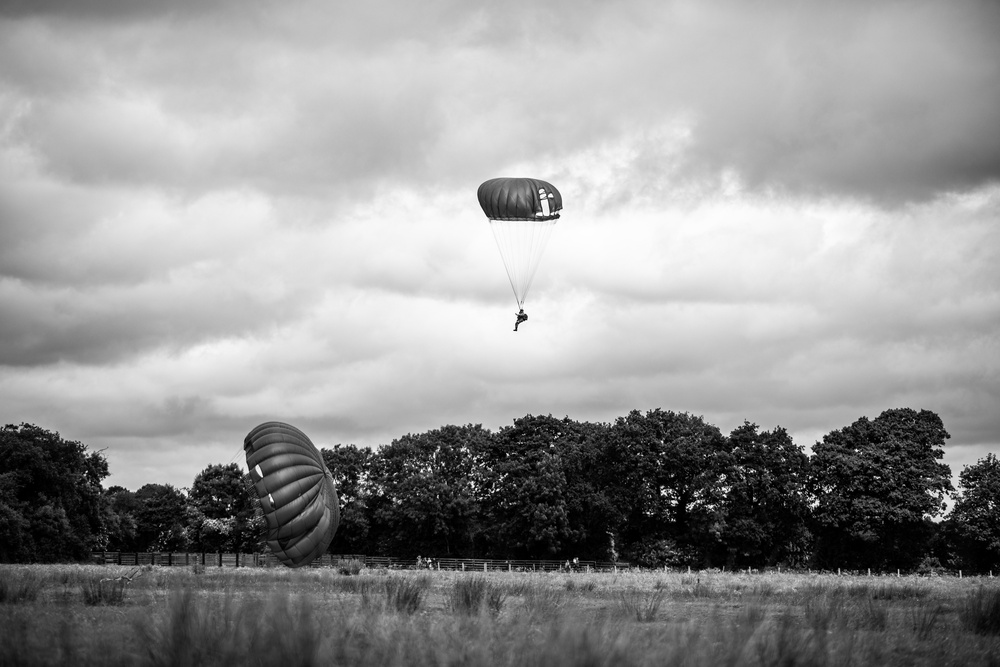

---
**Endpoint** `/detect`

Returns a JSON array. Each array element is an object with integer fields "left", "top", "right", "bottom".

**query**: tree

[
  {"left": 477, "top": 415, "right": 619, "bottom": 560},
  {"left": 322, "top": 444, "right": 376, "bottom": 555},
  {"left": 549, "top": 419, "right": 620, "bottom": 561},
  {"left": 366, "top": 425, "right": 487, "bottom": 558},
  {"left": 187, "top": 463, "right": 256, "bottom": 553},
  {"left": 0, "top": 472, "right": 31, "bottom": 561},
  {"left": 948, "top": 453, "right": 1000, "bottom": 573},
  {"left": 609, "top": 410, "right": 730, "bottom": 567},
  {"left": 808, "top": 408, "right": 952, "bottom": 571},
  {"left": 133, "top": 483, "right": 188, "bottom": 552},
  {"left": 719, "top": 422, "right": 811, "bottom": 568},
  {"left": 99, "top": 485, "right": 140, "bottom": 551},
  {"left": 477, "top": 415, "right": 573, "bottom": 559},
  {"left": 0, "top": 423, "right": 109, "bottom": 562}
]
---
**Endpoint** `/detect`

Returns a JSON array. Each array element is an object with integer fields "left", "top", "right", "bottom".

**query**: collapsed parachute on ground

[
  {"left": 244, "top": 422, "right": 340, "bottom": 568},
  {"left": 477, "top": 177, "right": 562, "bottom": 309}
]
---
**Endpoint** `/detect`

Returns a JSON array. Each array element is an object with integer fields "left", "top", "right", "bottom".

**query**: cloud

[
  {"left": 4, "top": 0, "right": 999, "bottom": 207},
  {"left": 0, "top": 0, "right": 242, "bottom": 20},
  {"left": 0, "top": 0, "right": 997, "bottom": 491}
]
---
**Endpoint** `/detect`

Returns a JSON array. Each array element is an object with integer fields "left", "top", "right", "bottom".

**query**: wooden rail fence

[{"left": 90, "top": 552, "right": 626, "bottom": 572}]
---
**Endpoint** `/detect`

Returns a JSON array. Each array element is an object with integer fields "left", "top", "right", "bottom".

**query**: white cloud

[{"left": 0, "top": 0, "right": 997, "bottom": 491}]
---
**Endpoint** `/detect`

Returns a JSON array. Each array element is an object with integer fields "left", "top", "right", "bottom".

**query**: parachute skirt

[{"left": 244, "top": 422, "right": 340, "bottom": 568}]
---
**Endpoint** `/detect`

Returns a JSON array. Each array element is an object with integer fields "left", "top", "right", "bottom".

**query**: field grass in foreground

[{"left": 2, "top": 564, "right": 999, "bottom": 666}]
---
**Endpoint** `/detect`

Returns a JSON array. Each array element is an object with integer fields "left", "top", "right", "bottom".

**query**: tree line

[{"left": 1, "top": 408, "right": 998, "bottom": 573}]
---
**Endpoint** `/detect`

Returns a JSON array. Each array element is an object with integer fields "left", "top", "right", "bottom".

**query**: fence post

[{"left": 484, "top": 562, "right": 487, "bottom": 573}]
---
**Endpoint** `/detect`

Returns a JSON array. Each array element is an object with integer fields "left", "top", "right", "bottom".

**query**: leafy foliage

[
  {"left": 322, "top": 444, "right": 375, "bottom": 554},
  {"left": 808, "top": 408, "right": 953, "bottom": 571},
  {"left": 609, "top": 410, "right": 730, "bottom": 566},
  {"left": 133, "top": 484, "right": 188, "bottom": 552},
  {"left": 0, "top": 423, "right": 109, "bottom": 561},
  {"left": 948, "top": 453, "right": 1000, "bottom": 572},
  {"left": 1, "top": 407, "right": 979, "bottom": 572},
  {"left": 187, "top": 463, "right": 256, "bottom": 553},
  {"left": 365, "top": 424, "right": 487, "bottom": 557},
  {"left": 719, "top": 422, "right": 811, "bottom": 568},
  {"left": 478, "top": 415, "right": 615, "bottom": 559}
]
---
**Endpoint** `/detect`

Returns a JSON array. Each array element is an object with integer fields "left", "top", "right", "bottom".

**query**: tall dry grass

[{"left": 1, "top": 565, "right": 999, "bottom": 665}]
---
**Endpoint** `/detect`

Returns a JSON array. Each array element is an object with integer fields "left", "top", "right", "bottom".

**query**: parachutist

[
  {"left": 514, "top": 309, "right": 528, "bottom": 331},
  {"left": 478, "top": 177, "right": 561, "bottom": 320}
]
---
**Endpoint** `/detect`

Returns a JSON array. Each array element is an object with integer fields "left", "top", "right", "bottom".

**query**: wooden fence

[{"left": 90, "top": 552, "right": 626, "bottom": 572}]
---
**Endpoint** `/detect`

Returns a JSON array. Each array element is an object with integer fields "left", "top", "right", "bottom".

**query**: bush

[
  {"left": 450, "top": 576, "right": 505, "bottom": 616},
  {"left": 383, "top": 576, "right": 426, "bottom": 614},
  {"left": 624, "top": 537, "right": 686, "bottom": 569},
  {"left": 358, "top": 576, "right": 429, "bottom": 614},
  {"left": 337, "top": 558, "right": 365, "bottom": 576},
  {"left": 81, "top": 567, "right": 142, "bottom": 605},
  {"left": 618, "top": 587, "right": 665, "bottom": 622},
  {"left": 82, "top": 576, "right": 130, "bottom": 605}
]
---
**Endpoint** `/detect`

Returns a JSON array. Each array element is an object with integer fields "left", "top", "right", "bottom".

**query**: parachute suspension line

[
  {"left": 227, "top": 443, "right": 246, "bottom": 470},
  {"left": 489, "top": 222, "right": 519, "bottom": 305},
  {"left": 489, "top": 219, "right": 556, "bottom": 308}
]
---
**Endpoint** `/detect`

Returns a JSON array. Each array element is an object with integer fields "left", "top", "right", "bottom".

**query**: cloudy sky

[{"left": 1, "top": 0, "right": 998, "bottom": 495}]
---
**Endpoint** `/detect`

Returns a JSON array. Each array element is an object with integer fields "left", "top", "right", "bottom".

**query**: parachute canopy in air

[
  {"left": 477, "top": 177, "right": 563, "bottom": 309},
  {"left": 477, "top": 177, "right": 562, "bottom": 221},
  {"left": 244, "top": 422, "right": 340, "bottom": 568}
]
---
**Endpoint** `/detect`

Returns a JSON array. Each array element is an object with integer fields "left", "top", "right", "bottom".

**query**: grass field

[{"left": 2, "top": 563, "right": 999, "bottom": 666}]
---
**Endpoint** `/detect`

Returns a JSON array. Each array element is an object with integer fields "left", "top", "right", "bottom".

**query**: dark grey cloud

[
  {"left": 0, "top": 281, "right": 283, "bottom": 366},
  {"left": 682, "top": 2, "right": 1000, "bottom": 203},
  {"left": 7, "top": 0, "right": 998, "bottom": 207},
  {"left": 0, "top": 0, "right": 243, "bottom": 20}
]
